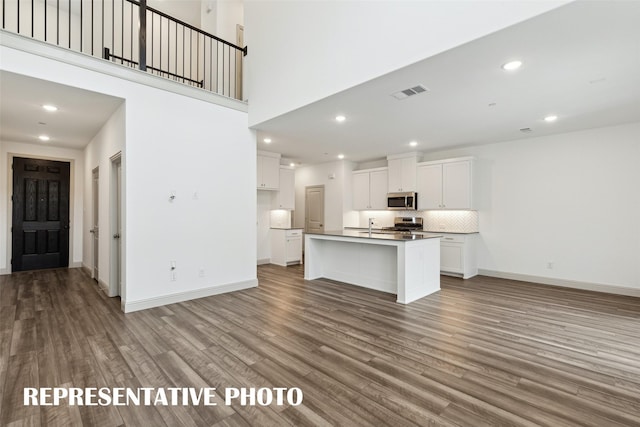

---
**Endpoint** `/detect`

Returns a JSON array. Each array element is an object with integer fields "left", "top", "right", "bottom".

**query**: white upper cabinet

[
  {"left": 416, "top": 164, "right": 443, "bottom": 210},
  {"left": 273, "top": 167, "right": 295, "bottom": 209},
  {"left": 443, "top": 161, "right": 471, "bottom": 209},
  {"left": 416, "top": 158, "right": 473, "bottom": 210},
  {"left": 352, "top": 168, "right": 388, "bottom": 210},
  {"left": 257, "top": 151, "right": 280, "bottom": 190},
  {"left": 387, "top": 153, "right": 419, "bottom": 193}
]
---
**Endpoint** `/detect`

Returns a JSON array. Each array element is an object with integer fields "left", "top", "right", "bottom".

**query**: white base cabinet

[
  {"left": 439, "top": 233, "right": 477, "bottom": 279},
  {"left": 270, "top": 229, "right": 303, "bottom": 266}
]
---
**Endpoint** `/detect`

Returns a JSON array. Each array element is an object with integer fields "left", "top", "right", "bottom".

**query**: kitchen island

[{"left": 304, "top": 230, "right": 441, "bottom": 304}]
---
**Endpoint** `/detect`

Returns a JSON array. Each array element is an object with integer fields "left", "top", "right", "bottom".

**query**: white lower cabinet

[
  {"left": 439, "top": 233, "right": 477, "bottom": 279},
  {"left": 270, "top": 229, "right": 303, "bottom": 266}
]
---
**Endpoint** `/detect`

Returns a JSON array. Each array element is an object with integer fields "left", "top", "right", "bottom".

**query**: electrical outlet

[
  {"left": 198, "top": 269, "right": 205, "bottom": 278},
  {"left": 170, "top": 261, "right": 176, "bottom": 269},
  {"left": 170, "top": 271, "right": 177, "bottom": 281},
  {"left": 547, "top": 261, "right": 554, "bottom": 269}
]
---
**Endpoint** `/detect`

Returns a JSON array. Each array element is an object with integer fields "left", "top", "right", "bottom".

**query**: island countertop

[{"left": 305, "top": 229, "right": 442, "bottom": 241}]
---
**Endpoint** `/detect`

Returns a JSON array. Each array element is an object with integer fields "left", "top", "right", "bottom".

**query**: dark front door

[{"left": 12, "top": 157, "right": 70, "bottom": 272}]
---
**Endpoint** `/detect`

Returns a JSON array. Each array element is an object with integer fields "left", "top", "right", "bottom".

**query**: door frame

[
  {"left": 5, "top": 153, "right": 77, "bottom": 274},
  {"left": 109, "top": 152, "right": 123, "bottom": 298}
]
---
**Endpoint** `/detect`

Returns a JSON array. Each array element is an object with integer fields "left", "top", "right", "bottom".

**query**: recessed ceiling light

[
  {"left": 337, "top": 154, "right": 345, "bottom": 159},
  {"left": 409, "top": 141, "right": 418, "bottom": 147},
  {"left": 502, "top": 60, "right": 523, "bottom": 71},
  {"left": 544, "top": 115, "right": 558, "bottom": 122},
  {"left": 42, "top": 104, "right": 58, "bottom": 112},
  {"left": 263, "top": 138, "right": 272, "bottom": 143},
  {"left": 38, "top": 135, "right": 50, "bottom": 141},
  {"left": 289, "top": 163, "right": 295, "bottom": 167},
  {"left": 335, "top": 115, "right": 346, "bottom": 122}
]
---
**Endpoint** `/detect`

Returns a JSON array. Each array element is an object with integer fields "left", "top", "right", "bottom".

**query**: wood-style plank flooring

[{"left": 1, "top": 265, "right": 640, "bottom": 426}]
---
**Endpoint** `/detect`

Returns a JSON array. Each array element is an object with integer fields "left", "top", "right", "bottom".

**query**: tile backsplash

[
  {"left": 422, "top": 210, "right": 478, "bottom": 233},
  {"left": 270, "top": 209, "right": 292, "bottom": 228},
  {"left": 357, "top": 210, "right": 479, "bottom": 233}
]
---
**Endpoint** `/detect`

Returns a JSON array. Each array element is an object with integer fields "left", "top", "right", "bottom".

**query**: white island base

[{"left": 304, "top": 232, "right": 441, "bottom": 304}]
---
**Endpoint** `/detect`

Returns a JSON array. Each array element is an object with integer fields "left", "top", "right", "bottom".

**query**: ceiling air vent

[
  {"left": 520, "top": 128, "right": 533, "bottom": 133},
  {"left": 391, "top": 85, "right": 429, "bottom": 100}
]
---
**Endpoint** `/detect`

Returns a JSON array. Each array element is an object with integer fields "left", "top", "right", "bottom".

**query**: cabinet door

[
  {"left": 387, "top": 158, "right": 403, "bottom": 192},
  {"left": 441, "top": 243, "right": 463, "bottom": 273},
  {"left": 275, "top": 168, "right": 295, "bottom": 209},
  {"left": 400, "top": 157, "right": 417, "bottom": 192},
  {"left": 442, "top": 161, "right": 471, "bottom": 209},
  {"left": 260, "top": 155, "right": 280, "bottom": 190},
  {"left": 369, "top": 169, "right": 389, "bottom": 209},
  {"left": 286, "top": 237, "right": 302, "bottom": 263},
  {"left": 352, "top": 172, "right": 371, "bottom": 210},
  {"left": 416, "top": 164, "right": 442, "bottom": 210}
]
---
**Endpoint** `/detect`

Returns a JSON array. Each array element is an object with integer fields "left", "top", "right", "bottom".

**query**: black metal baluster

[
  {"left": 203, "top": 36, "right": 206, "bottom": 88},
  {"left": 101, "top": 0, "right": 104, "bottom": 53},
  {"left": 167, "top": 19, "right": 170, "bottom": 78},
  {"left": 159, "top": 16, "right": 162, "bottom": 76},
  {"left": 174, "top": 19, "right": 177, "bottom": 80},
  {"left": 216, "top": 42, "right": 219, "bottom": 94},
  {"left": 139, "top": 1, "right": 146, "bottom": 71},
  {"left": 151, "top": 11, "right": 154, "bottom": 73},
  {"left": 16, "top": 0, "right": 19, "bottom": 33},
  {"left": 209, "top": 39, "right": 214, "bottom": 91},
  {"left": 79, "top": 0, "right": 82, "bottom": 52},
  {"left": 31, "top": 0, "right": 33, "bottom": 37},
  {"left": 91, "top": 0, "right": 94, "bottom": 55},
  {"left": 227, "top": 45, "right": 230, "bottom": 97},
  {"left": 182, "top": 26, "right": 185, "bottom": 82},
  {"left": 111, "top": 0, "right": 114, "bottom": 53},
  {"left": 56, "top": 0, "right": 59, "bottom": 44},
  {"left": 121, "top": 0, "right": 124, "bottom": 63},
  {"left": 196, "top": 32, "right": 199, "bottom": 84},
  {"left": 68, "top": 0, "right": 71, "bottom": 48},
  {"left": 130, "top": 1, "right": 133, "bottom": 65},
  {"left": 3, "top": 0, "right": 5, "bottom": 29},
  {"left": 44, "top": 0, "right": 47, "bottom": 41},
  {"left": 189, "top": 28, "right": 192, "bottom": 81}
]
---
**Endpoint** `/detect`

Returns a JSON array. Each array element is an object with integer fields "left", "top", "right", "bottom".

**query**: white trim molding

[
  {"left": 479, "top": 269, "right": 640, "bottom": 298},
  {"left": 122, "top": 279, "right": 258, "bottom": 313},
  {"left": 257, "top": 258, "right": 271, "bottom": 265}
]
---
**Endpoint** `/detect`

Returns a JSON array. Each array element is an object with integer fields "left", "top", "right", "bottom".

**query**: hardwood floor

[{"left": 1, "top": 266, "right": 640, "bottom": 426}]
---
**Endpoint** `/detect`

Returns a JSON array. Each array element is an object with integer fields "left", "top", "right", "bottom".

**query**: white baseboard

[
  {"left": 478, "top": 269, "right": 640, "bottom": 298},
  {"left": 70, "top": 261, "right": 83, "bottom": 268},
  {"left": 257, "top": 258, "right": 271, "bottom": 265},
  {"left": 122, "top": 279, "right": 258, "bottom": 313},
  {"left": 0, "top": 268, "right": 9, "bottom": 275},
  {"left": 98, "top": 279, "right": 109, "bottom": 294},
  {"left": 81, "top": 264, "right": 92, "bottom": 277}
]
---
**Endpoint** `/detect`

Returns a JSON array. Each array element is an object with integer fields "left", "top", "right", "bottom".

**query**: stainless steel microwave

[{"left": 387, "top": 192, "right": 417, "bottom": 210}]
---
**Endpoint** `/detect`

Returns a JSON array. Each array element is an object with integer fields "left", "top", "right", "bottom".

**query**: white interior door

[
  {"left": 110, "top": 155, "right": 122, "bottom": 297},
  {"left": 305, "top": 186, "right": 325, "bottom": 233},
  {"left": 91, "top": 167, "right": 99, "bottom": 281}
]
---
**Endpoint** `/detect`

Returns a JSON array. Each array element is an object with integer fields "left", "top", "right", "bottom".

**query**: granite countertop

[
  {"left": 306, "top": 229, "right": 442, "bottom": 241},
  {"left": 344, "top": 227, "right": 479, "bottom": 235}
]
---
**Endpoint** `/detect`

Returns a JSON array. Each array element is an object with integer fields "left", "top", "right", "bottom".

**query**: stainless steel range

[{"left": 382, "top": 217, "right": 423, "bottom": 234}]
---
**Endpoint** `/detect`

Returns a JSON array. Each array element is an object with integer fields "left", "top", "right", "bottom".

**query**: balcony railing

[{"left": 1, "top": 0, "right": 246, "bottom": 100}]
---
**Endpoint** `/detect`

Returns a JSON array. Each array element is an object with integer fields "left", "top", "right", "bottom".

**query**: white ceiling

[
  {"left": 253, "top": 1, "right": 640, "bottom": 165},
  {"left": 0, "top": 71, "right": 123, "bottom": 149}
]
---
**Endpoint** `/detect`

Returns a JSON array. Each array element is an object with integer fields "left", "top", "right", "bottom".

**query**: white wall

[
  {"left": 0, "top": 141, "right": 84, "bottom": 274},
  {"left": 1, "top": 42, "right": 256, "bottom": 310},
  {"left": 216, "top": 0, "right": 243, "bottom": 44},
  {"left": 244, "top": 0, "right": 569, "bottom": 126},
  {"left": 420, "top": 122, "right": 640, "bottom": 290},
  {"left": 256, "top": 190, "right": 271, "bottom": 263},
  {"left": 83, "top": 103, "right": 126, "bottom": 290},
  {"left": 294, "top": 160, "right": 355, "bottom": 231}
]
